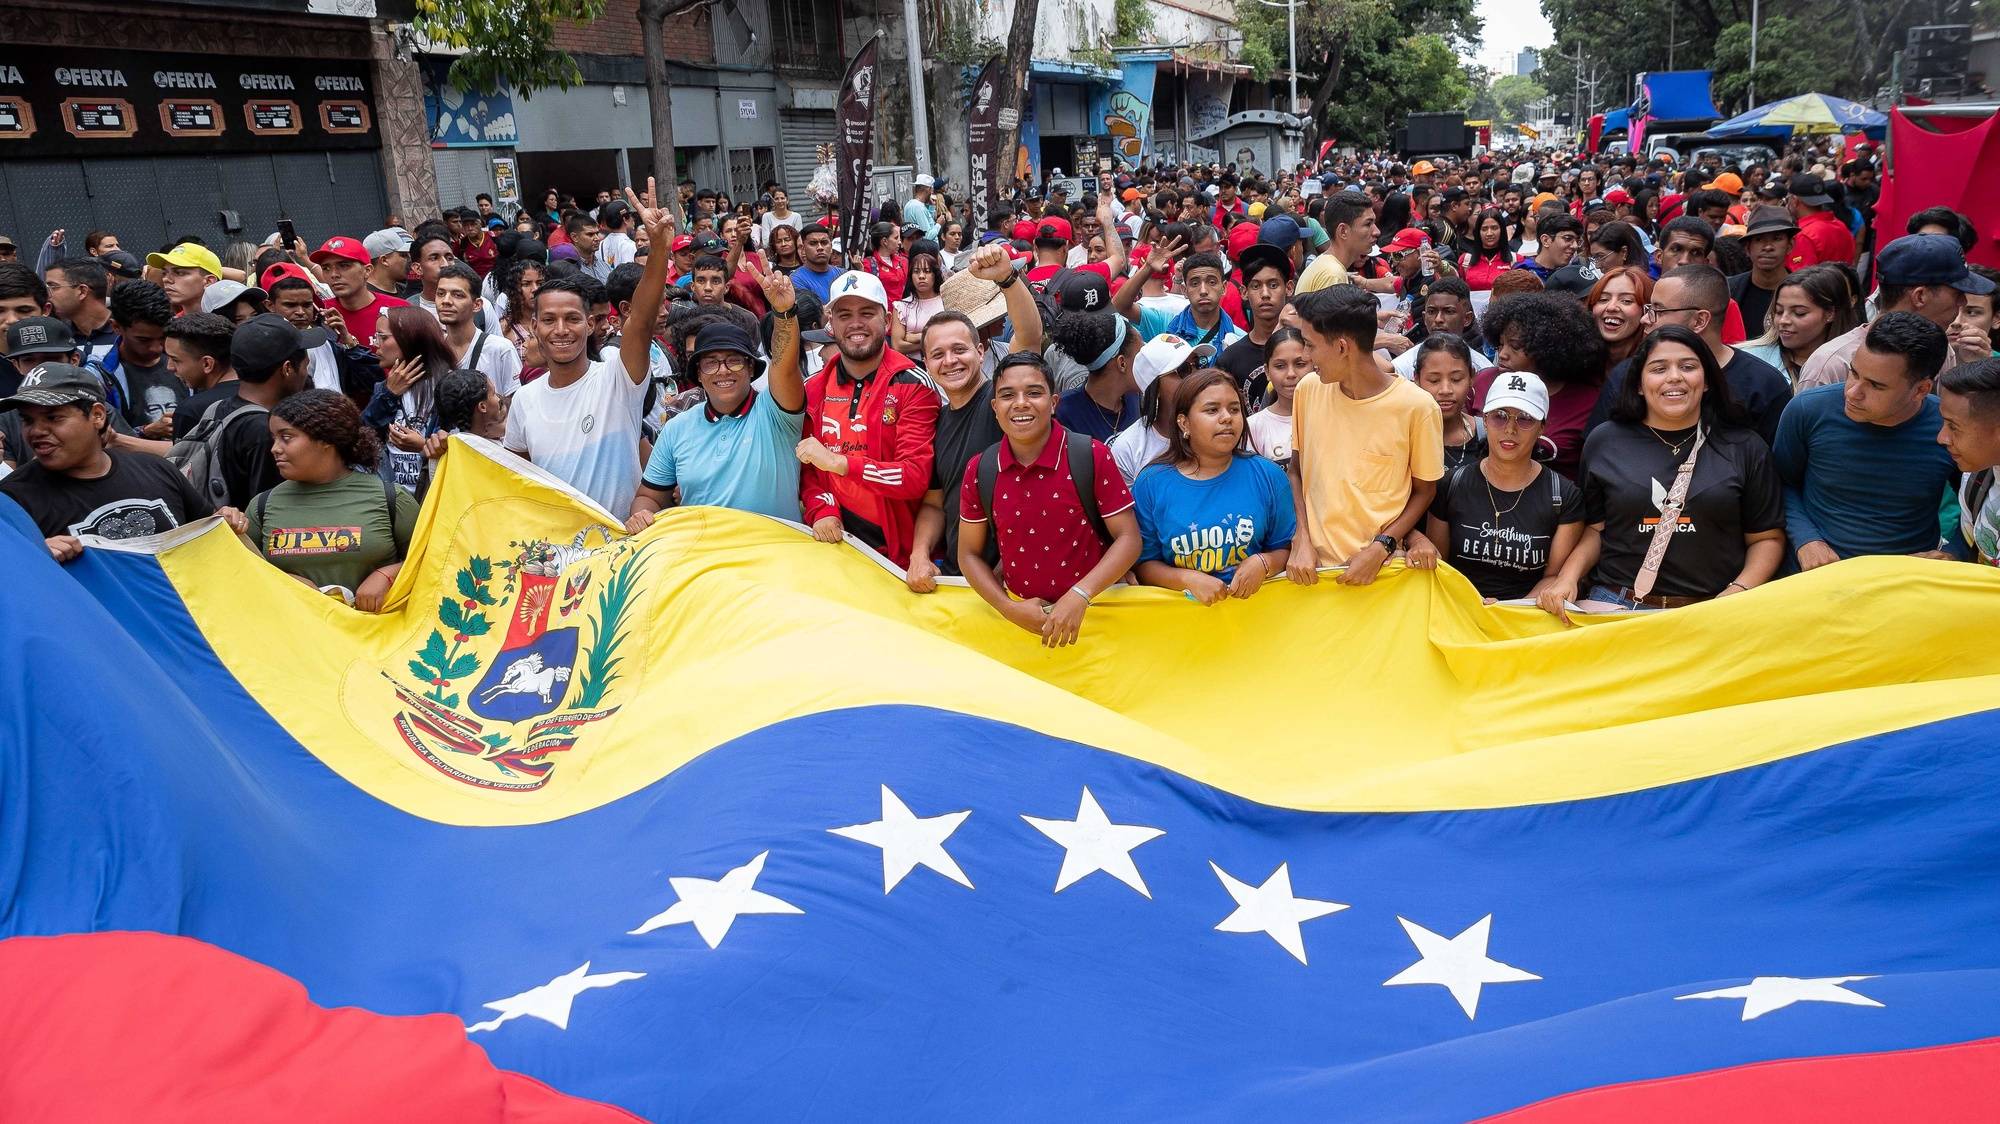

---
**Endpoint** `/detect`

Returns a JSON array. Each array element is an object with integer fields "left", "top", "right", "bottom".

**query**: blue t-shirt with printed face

[{"left": 1132, "top": 454, "right": 1297, "bottom": 581}]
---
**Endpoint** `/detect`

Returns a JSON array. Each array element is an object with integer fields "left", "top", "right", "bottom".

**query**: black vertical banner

[
  {"left": 835, "top": 35, "right": 882, "bottom": 258},
  {"left": 965, "top": 57, "right": 1003, "bottom": 235}
]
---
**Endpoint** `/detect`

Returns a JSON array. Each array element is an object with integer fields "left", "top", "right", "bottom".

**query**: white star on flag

[
  {"left": 830, "top": 785, "right": 974, "bottom": 893},
  {"left": 1384, "top": 914, "right": 1540, "bottom": 1018},
  {"left": 1677, "top": 975, "right": 1884, "bottom": 1021},
  {"left": 1210, "top": 861, "right": 1348, "bottom": 964},
  {"left": 1022, "top": 787, "right": 1166, "bottom": 897},
  {"left": 628, "top": 850, "right": 803, "bottom": 949},
  {"left": 465, "top": 961, "right": 645, "bottom": 1035}
]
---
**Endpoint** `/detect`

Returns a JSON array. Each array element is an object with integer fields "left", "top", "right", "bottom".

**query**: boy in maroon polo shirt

[{"left": 957, "top": 352, "right": 1141, "bottom": 647}]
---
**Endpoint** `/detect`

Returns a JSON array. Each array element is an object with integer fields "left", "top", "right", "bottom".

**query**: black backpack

[{"left": 974, "top": 430, "right": 1109, "bottom": 548}]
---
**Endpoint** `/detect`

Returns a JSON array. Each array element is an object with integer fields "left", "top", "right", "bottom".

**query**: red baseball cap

[
  {"left": 260, "top": 262, "right": 315, "bottom": 290},
  {"left": 670, "top": 234, "right": 695, "bottom": 253},
  {"left": 1226, "top": 221, "right": 1262, "bottom": 259},
  {"left": 1603, "top": 187, "right": 1633, "bottom": 206},
  {"left": 311, "top": 236, "right": 368, "bottom": 265},
  {"left": 1384, "top": 227, "right": 1429, "bottom": 253},
  {"left": 1010, "top": 220, "right": 1038, "bottom": 243},
  {"left": 1034, "top": 217, "right": 1073, "bottom": 243}
]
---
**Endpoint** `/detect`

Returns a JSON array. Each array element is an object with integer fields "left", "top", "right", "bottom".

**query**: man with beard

[
  {"left": 904, "top": 244, "right": 1043, "bottom": 591},
  {"left": 794, "top": 269, "right": 941, "bottom": 567},
  {"left": 625, "top": 258, "right": 805, "bottom": 528}
]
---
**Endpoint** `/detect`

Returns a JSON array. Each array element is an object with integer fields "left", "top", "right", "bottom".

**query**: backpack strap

[
  {"left": 975, "top": 443, "right": 1001, "bottom": 526},
  {"left": 1064, "top": 430, "right": 1110, "bottom": 547},
  {"left": 254, "top": 488, "right": 271, "bottom": 531},
  {"left": 381, "top": 471, "right": 410, "bottom": 560},
  {"left": 468, "top": 331, "right": 490, "bottom": 368}
]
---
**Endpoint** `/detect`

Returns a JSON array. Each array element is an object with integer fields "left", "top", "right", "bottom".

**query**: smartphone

[{"left": 278, "top": 218, "right": 297, "bottom": 250}]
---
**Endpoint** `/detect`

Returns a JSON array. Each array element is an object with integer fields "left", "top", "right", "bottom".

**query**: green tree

[
  {"left": 413, "top": 0, "right": 608, "bottom": 94},
  {"left": 1711, "top": 16, "right": 1849, "bottom": 110},
  {"left": 1241, "top": 0, "right": 1482, "bottom": 150},
  {"left": 1490, "top": 74, "right": 1548, "bottom": 125}
]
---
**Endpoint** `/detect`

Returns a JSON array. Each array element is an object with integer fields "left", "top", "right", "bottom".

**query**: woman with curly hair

[
  {"left": 1475, "top": 291, "right": 1609, "bottom": 480},
  {"left": 247, "top": 388, "right": 419, "bottom": 611},
  {"left": 499, "top": 256, "right": 547, "bottom": 365}
]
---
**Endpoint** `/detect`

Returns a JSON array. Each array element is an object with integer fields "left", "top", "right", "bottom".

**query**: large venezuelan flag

[{"left": 4, "top": 437, "right": 2000, "bottom": 1120}]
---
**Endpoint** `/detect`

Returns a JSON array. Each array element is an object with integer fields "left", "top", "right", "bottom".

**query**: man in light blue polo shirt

[{"left": 626, "top": 261, "right": 807, "bottom": 527}]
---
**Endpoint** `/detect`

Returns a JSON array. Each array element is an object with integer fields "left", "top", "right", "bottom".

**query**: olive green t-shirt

[{"left": 247, "top": 472, "right": 420, "bottom": 593}]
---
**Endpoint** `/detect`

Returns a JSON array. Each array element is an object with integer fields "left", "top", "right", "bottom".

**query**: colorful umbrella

[{"left": 1708, "top": 92, "right": 1887, "bottom": 137}]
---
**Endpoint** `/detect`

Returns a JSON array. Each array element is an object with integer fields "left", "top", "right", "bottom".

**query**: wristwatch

[
  {"left": 772, "top": 307, "right": 797, "bottom": 319},
  {"left": 1373, "top": 533, "right": 1400, "bottom": 555}
]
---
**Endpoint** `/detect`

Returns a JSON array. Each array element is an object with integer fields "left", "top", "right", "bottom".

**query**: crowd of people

[{"left": 2, "top": 137, "right": 1997, "bottom": 644}]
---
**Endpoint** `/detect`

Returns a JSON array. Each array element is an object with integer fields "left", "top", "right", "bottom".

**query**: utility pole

[
  {"left": 1748, "top": 0, "right": 1761, "bottom": 106},
  {"left": 901, "top": 0, "right": 932, "bottom": 177}
]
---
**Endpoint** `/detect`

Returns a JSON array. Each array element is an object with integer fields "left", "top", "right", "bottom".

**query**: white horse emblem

[{"left": 478, "top": 652, "right": 571, "bottom": 705}]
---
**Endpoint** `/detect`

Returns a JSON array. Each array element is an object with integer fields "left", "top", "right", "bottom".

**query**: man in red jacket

[
  {"left": 1785, "top": 174, "right": 1858, "bottom": 271},
  {"left": 795, "top": 269, "right": 941, "bottom": 567}
]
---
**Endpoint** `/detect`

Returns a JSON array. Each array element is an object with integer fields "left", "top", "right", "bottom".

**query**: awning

[{"left": 1166, "top": 50, "right": 1252, "bottom": 78}]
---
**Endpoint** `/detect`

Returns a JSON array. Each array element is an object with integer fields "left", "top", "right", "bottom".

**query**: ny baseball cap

[
  {"left": 312, "top": 237, "right": 370, "bottom": 265},
  {"left": 4, "top": 316, "right": 79, "bottom": 360},
  {"left": 200, "top": 279, "right": 267, "bottom": 316},
  {"left": 1876, "top": 234, "right": 1996, "bottom": 294},
  {"left": 1054, "top": 269, "right": 1112, "bottom": 312},
  {"left": 826, "top": 270, "right": 889, "bottom": 311},
  {"left": 0, "top": 362, "right": 105, "bottom": 412},
  {"left": 1132, "top": 334, "right": 1212, "bottom": 392},
  {"left": 230, "top": 313, "right": 326, "bottom": 372},
  {"left": 363, "top": 227, "right": 414, "bottom": 259},
  {"left": 146, "top": 242, "right": 224, "bottom": 278},
  {"left": 1481, "top": 370, "right": 1550, "bottom": 421}
]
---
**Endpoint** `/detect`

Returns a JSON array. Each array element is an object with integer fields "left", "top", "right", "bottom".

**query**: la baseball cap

[
  {"left": 363, "top": 227, "right": 414, "bottom": 259},
  {"left": 200, "top": 279, "right": 267, "bottom": 316},
  {"left": 146, "top": 242, "right": 224, "bottom": 279},
  {"left": 230, "top": 313, "right": 326, "bottom": 372},
  {"left": 1876, "top": 234, "right": 1996, "bottom": 294},
  {"left": 1132, "top": 334, "right": 1212, "bottom": 392},
  {"left": 0, "top": 362, "right": 105, "bottom": 412},
  {"left": 1481, "top": 371, "right": 1550, "bottom": 421},
  {"left": 312, "top": 237, "right": 370, "bottom": 266},
  {"left": 826, "top": 270, "right": 889, "bottom": 311},
  {"left": 4, "top": 316, "right": 79, "bottom": 360}
]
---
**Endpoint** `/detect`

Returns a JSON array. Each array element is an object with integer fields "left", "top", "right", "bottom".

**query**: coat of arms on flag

[{"left": 385, "top": 526, "right": 648, "bottom": 792}]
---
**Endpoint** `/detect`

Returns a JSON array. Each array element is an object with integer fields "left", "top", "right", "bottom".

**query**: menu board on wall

[{"left": 0, "top": 48, "right": 378, "bottom": 156}]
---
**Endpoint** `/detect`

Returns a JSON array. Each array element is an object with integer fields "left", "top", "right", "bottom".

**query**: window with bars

[{"left": 770, "top": 0, "right": 842, "bottom": 79}]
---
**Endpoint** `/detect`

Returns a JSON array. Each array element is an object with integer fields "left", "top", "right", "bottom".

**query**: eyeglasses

[
  {"left": 1641, "top": 304, "right": 1702, "bottom": 320},
  {"left": 697, "top": 355, "right": 752, "bottom": 375},
  {"left": 1486, "top": 409, "right": 1539, "bottom": 430}
]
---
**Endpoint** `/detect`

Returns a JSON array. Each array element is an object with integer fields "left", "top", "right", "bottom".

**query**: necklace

[
  {"left": 1646, "top": 424, "right": 1698, "bottom": 458},
  {"left": 1482, "top": 460, "right": 1529, "bottom": 522}
]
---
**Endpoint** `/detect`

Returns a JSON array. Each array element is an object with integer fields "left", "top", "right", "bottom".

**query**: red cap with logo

[
  {"left": 310, "top": 237, "right": 369, "bottom": 265},
  {"left": 260, "top": 262, "right": 316, "bottom": 290},
  {"left": 1384, "top": 227, "right": 1429, "bottom": 253},
  {"left": 670, "top": 234, "right": 695, "bottom": 253},
  {"left": 1034, "top": 217, "right": 1073, "bottom": 243},
  {"left": 1603, "top": 187, "right": 1633, "bottom": 206}
]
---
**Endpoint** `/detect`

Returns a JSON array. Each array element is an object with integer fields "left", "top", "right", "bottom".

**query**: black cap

[
  {"left": 230, "top": 312, "right": 325, "bottom": 371},
  {"left": 1877, "top": 234, "right": 1997, "bottom": 293},
  {"left": 4, "top": 316, "right": 79, "bottom": 360},
  {"left": 0, "top": 362, "right": 106, "bottom": 412},
  {"left": 1054, "top": 269, "right": 1112, "bottom": 312},
  {"left": 688, "top": 322, "right": 764, "bottom": 378},
  {"left": 1788, "top": 174, "right": 1834, "bottom": 207},
  {"left": 98, "top": 250, "right": 144, "bottom": 279},
  {"left": 690, "top": 234, "right": 725, "bottom": 253}
]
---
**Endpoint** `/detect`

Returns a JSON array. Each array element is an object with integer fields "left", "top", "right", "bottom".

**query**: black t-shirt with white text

[
  {"left": 1431, "top": 460, "right": 1582, "bottom": 600},
  {"left": 0, "top": 449, "right": 215, "bottom": 539},
  {"left": 1579, "top": 422, "right": 1786, "bottom": 599},
  {"left": 1593, "top": 350, "right": 1790, "bottom": 448}
]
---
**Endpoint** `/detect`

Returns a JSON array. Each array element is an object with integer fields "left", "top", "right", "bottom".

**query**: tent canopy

[{"left": 1709, "top": 92, "right": 1887, "bottom": 139}]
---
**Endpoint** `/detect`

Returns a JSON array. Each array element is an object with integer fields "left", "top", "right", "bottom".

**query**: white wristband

[{"left": 1069, "top": 585, "right": 1093, "bottom": 605}]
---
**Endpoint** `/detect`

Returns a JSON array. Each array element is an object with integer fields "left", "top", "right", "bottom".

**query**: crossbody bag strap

[{"left": 1631, "top": 427, "right": 1707, "bottom": 601}]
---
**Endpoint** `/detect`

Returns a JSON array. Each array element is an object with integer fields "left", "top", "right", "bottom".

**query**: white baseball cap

[
  {"left": 826, "top": 269, "right": 889, "bottom": 311},
  {"left": 914, "top": 173, "right": 935, "bottom": 189},
  {"left": 199, "top": 279, "right": 266, "bottom": 315},
  {"left": 1132, "top": 334, "right": 1213, "bottom": 393},
  {"left": 363, "top": 227, "right": 413, "bottom": 259},
  {"left": 1482, "top": 370, "right": 1550, "bottom": 421}
]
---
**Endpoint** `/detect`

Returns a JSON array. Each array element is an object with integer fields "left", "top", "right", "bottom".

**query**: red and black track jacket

[{"left": 800, "top": 346, "right": 940, "bottom": 567}]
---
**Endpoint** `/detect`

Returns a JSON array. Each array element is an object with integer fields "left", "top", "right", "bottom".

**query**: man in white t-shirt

[
  {"left": 505, "top": 182, "right": 676, "bottom": 516},
  {"left": 599, "top": 201, "right": 639, "bottom": 269},
  {"left": 434, "top": 262, "right": 521, "bottom": 398}
]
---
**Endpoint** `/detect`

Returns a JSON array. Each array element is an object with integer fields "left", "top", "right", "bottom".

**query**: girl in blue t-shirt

[{"left": 1132, "top": 369, "right": 1296, "bottom": 604}]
